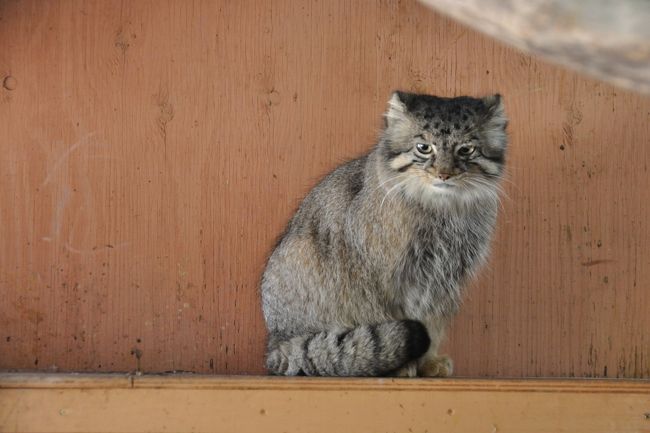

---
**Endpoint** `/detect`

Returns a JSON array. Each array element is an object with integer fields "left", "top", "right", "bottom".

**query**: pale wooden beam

[
  {"left": 1, "top": 373, "right": 649, "bottom": 433},
  {"left": 419, "top": 0, "right": 650, "bottom": 94}
]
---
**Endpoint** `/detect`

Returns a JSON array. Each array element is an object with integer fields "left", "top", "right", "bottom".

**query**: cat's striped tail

[{"left": 265, "top": 320, "right": 430, "bottom": 377}]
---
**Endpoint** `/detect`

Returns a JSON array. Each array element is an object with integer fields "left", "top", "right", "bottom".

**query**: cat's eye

[
  {"left": 457, "top": 145, "right": 475, "bottom": 157},
  {"left": 416, "top": 143, "right": 433, "bottom": 155}
]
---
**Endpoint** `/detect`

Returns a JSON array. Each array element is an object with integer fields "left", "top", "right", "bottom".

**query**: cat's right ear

[{"left": 384, "top": 91, "right": 411, "bottom": 129}]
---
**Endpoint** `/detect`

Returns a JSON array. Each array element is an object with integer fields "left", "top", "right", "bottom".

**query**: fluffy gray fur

[{"left": 261, "top": 91, "right": 508, "bottom": 377}]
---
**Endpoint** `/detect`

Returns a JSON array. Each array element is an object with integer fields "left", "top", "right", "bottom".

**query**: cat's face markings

[
  {"left": 381, "top": 91, "right": 507, "bottom": 198},
  {"left": 390, "top": 132, "right": 436, "bottom": 172},
  {"left": 389, "top": 153, "right": 416, "bottom": 171}
]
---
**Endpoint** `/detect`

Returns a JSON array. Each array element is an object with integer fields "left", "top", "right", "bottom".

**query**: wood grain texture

[
  {"left": 0, "top": 0, "right": 649, "bottom": 377},
  {"left": 1, "top": 374, "right": 650, "bottom": 433}
]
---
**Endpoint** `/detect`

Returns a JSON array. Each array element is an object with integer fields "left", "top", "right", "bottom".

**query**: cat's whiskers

[
  {"left": 368, "top": 173, "right": 406, "bottom": 197},
  {"left": 379, "top": 177, "right": 410, "bottom": 212},
  {"left": 377, "top": 174, "right": 405, "bottom": 191},
  {"left": 492, "top": 171, "right": 518, "bottom": 200},
  {"left": 457, "top": 177, "right": 506, "bottom": 211},
  {"left": 479, "top": 177, "right": 508, "bottom": 202}
]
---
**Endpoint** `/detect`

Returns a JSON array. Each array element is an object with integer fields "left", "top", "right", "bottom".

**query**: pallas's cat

[{"left": 261, "top": 91, "right": 507, "bottom": 377}]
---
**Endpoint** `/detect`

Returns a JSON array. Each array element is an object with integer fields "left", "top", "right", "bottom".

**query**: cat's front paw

[
  {"left": 418, "top": 355, "right": 453, "bottom": 377},
  {"left": 266, "top": 350, "right": 289, "bottom": 375}
]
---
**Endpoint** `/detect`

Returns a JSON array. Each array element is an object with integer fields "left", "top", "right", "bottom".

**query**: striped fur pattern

[
  {"left": 261, "top": 91, "right": 508, "bottom": 377},
  {"left": 266, "top": 320, "right": 430, "bottom": 376}
]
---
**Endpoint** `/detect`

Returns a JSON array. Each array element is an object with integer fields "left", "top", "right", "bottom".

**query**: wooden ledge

[
  {"left": 1, "top": 373, "right": 649, "bottom": 433},
  {"left": 2, "top": 372, "right": 650, "bottom": 393}
]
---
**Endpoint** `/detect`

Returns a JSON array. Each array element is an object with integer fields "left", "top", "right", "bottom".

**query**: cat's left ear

[
  {"left": 481, "top": 94, "right": 508, "bottom": 148},
  {"left": 384, "top": 91, "right": 412, "bottom": 130}
]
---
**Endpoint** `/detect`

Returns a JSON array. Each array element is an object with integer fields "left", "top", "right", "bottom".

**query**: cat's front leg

[{"left": 417, "top": 316, "right": 453, "bottom": 377}]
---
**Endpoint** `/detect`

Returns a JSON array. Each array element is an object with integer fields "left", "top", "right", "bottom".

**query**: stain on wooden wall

[{"left": 0, "top": 0, "right": 649, "bottom": 377}]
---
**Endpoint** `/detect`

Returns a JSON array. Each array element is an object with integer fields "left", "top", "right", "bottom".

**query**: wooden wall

[{"left": 1, "top": 0, "right": 649, "bottom": 378}]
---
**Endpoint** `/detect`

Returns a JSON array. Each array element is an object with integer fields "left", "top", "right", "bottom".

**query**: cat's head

[{"left": 378, "top": 91, "right": 508, "bottom": 208}]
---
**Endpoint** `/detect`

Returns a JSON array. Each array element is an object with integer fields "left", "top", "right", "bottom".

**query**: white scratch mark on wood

[
  {"left": 41, "top": 132, "right": 97, "bottom": 187},
  {"left": 50, "top": 186, "right": 71, "bottom": 239}
]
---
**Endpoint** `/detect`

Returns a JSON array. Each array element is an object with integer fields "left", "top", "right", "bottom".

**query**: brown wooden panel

[
  {"left": 1, "top": 373, "right": 650, "bottom": 433},
  {"left": 0, "top": 0, "right": 649, "bottom": 377}
]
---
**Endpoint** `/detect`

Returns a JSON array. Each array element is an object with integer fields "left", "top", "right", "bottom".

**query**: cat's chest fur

[{"left": 383, "top": 202, "right": 497, "bottom": 318}]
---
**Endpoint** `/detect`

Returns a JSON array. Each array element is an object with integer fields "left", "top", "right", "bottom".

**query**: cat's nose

[{"left": 438, "top": 172, "right": 452, "bottom": 181}]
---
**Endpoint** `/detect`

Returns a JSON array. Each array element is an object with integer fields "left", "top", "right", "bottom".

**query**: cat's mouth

[{"left": 432, "top": 182, "right": 455, "bottom": 189}]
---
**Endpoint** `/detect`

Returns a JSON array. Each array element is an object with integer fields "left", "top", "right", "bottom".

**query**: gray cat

[{"left": 261, "top": 91, "right": 507, "bottom": 377}]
